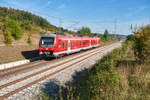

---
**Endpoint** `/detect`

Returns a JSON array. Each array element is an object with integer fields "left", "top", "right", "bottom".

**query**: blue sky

[{"left": 0, "top": 0, "right": 150, "bottom": 35}]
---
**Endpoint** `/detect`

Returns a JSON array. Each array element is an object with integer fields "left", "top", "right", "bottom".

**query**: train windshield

[{"left": 40, "top": 37, "right": 55, "bottom": 48}]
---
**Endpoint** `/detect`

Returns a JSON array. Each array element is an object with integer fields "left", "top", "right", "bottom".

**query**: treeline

[
  {"left": 77, "top": 27, "right": 126, "bottom": 41},
  {"left": 0, "top": 7, "right": 57, "bottom": 30}
]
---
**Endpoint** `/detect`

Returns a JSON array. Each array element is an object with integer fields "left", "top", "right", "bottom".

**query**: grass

[{"left": 39, "top": 41, "right": 150, "bottom": 100}]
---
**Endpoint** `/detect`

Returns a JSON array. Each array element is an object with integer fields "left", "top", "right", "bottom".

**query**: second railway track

[{"left": 0, "top": 42, "right": 112, "bottom": 78}]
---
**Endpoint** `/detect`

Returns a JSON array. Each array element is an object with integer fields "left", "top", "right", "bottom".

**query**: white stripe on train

[{"left": 53, "top": 45, "right": 99, "bottom": 56}]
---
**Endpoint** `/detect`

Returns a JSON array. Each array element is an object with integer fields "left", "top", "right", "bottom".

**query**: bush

[
  {"left": 126, "top": 34, "right": 135, "bottom": 41},
  {"left": 27, "top": 34, "right": 32, "bottom": 45},
  {"left": 3, "top": 31, "right": 12, "bottom": 45},
  {"left": 0, "top": 25, "right": 3, "bottom": 34},
  {"left": 133, "top": 25, "right": 150, "bottom": 64},
  {"left": 72, "top": 48, "right": 122, "bottom": 100},
  {"left": 40, "top": 32, "right": 45, "bottom": 36},
  {"left": 4, "top": 19, "right": 24, "bottom": 40},
  {"left": 21, "top": 21, "right": 32, "bottom": 30}
]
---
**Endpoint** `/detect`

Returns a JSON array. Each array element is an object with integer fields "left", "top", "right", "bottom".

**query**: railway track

[
  {"left": 0, "top": 45, "right": 101, "bottom": 78},
  {"left": 0, "top": 42, "right": 121, "bottom": 100}
]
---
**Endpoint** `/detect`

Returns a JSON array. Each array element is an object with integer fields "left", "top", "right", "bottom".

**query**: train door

[{"left": 68, "top": 40, "right": 71, "bottom": 51}]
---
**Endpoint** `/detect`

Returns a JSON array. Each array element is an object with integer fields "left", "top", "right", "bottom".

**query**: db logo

[{"left": 46, "top": 48, "right": 48, "bottom": 50}]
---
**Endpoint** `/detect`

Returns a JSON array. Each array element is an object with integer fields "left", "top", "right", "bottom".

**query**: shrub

[
  {"left": 133, "top": 25, "right": 150, "bottom": 64},
  {"left": 27, "top": 35, "right": 32, "bottom": 45},
  {"left": 21, "top": 21, "right": 32, "bottom": 30},
  {"left": 40, "top": 32, "right": 45, "bottom": 36},
  {"left": 126, "top": 34, "right": 135, "bottom": 41},
  {"left": 0, "top": 25, "right": 3, "bottom": 34},
  {"left": 3, "top": 31, "right": 12, "bottom": 45},
  {"left": 4, "top": 19, "right": 24, "bottom": 40}
]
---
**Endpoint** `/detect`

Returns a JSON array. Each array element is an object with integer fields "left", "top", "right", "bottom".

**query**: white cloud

[{"left": 58, "top": 4, "right": 65, "bottom": 9}]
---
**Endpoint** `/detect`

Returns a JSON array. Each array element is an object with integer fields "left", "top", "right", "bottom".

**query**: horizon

[{"left": 0, "top": 0, "right": 150, "bottom": 35}]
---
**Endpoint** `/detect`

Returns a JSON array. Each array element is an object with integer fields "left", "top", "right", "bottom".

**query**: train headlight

[{"left": 40, "top": 52, "right": 43, "bottom": 54}]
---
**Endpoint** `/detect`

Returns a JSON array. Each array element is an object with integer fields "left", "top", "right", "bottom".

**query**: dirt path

[{"left": 0, "top": 45, "right": 39, "bottom": 64}]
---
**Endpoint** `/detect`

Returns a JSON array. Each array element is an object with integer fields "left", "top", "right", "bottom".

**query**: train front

[{"left": 39, "top": 34, "right": 56, "bottom": 58}]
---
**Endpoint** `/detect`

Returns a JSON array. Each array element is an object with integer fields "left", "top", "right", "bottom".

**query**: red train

[{"left": 39, "top": 33, "right": 100, "bottom": 58}]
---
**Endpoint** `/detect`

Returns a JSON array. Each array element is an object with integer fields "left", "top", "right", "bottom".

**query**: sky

[{"left": 0, "top": 0, "right": 150, "bottom": 35}]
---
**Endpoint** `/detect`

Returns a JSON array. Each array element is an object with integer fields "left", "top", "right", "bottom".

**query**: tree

[
  {"left": 77, "top": 27, "right": 91, "bottom": 36},
  {"left": 4, "top": 19, "right": 24, "bottom": 40},
  {"left": 133, "top": 25, "right": 150, "bottom": 64},
  {"left": 3, "top": 31, "right": 12, "bottom": 45},
  {"left": 126, "top": 34, "right": 135, "bottom": 41},
  {"left": 104, "top": 29, "right": 109, "bottom": 41}
]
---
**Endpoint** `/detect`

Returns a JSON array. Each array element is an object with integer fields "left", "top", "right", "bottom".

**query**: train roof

[
  {"left": 41, "top": 33, "right": 100, "bottom": 39},
  {"left": 41, "top": 33, "right": 56, "bottom": 38}
]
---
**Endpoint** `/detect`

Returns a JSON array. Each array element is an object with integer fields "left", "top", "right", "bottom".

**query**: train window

[
  {"left": 62, "top": 42, "right": 64, "bottom": 48},
  {"left": 59, "top": 40, "right": 61, "bottom": 44},
  {"left": 65, "top": 42, "right": 67, "bottom": 48},
  {"left": 40, "top": 37, "right": 54, "bottom": 47},
  {"left": 73, "top": 42, "right": 74, "bottom": 47}
]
